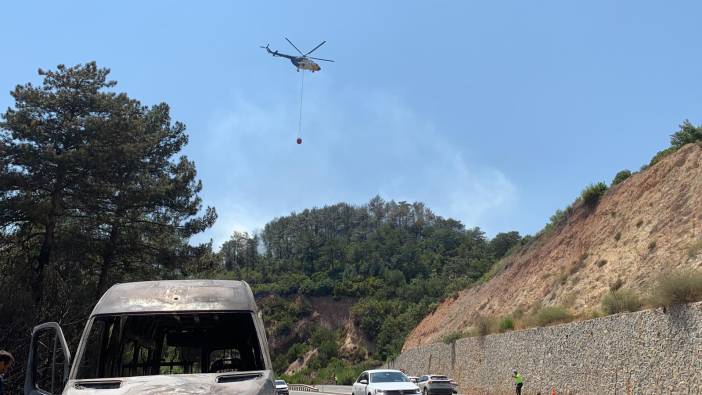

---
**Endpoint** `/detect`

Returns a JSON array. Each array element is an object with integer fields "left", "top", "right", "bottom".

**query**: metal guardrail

[{"left": 289, "top": 384, "right": 320, "bottom": 392}]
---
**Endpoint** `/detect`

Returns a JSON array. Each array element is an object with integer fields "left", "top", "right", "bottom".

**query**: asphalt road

[{"left": 316, "top": 385, "right": 353, "bottom": 394}]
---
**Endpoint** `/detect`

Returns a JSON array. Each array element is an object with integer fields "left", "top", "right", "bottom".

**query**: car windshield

[
  {"left": 371, "top": 372, "right": 409, "bottom": 383},
  {"left": 431, "top": 376, "right": 448, "bottom": 380},
  {"left": 276, "top": 380, "right": 287, "bottom": 385},
  {"left": 75, "top": 312, "right": 264, "bottom": 379}
]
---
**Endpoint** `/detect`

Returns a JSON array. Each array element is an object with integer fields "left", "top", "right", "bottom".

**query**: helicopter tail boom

[{"left": 261, "top": 44, "right": 287, "bottom": 58}]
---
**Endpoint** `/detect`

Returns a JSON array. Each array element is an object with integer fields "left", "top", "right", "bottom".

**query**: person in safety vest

[{"left": 512, "top": 370, "right": 523, "bottom": 395}]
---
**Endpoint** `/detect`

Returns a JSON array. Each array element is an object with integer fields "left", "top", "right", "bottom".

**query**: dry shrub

[
  {"left": 442, "top": 330, "right": 466, "bottom": 344},
  {"left": 688, "top": 239, "right": 702, "bottom": 258},
  {"left": 529, "top": 306, "right": 573, "bottom": 327},
  {"left": 651, "top": 269, "right": 702, "bottom": 307},
  {"left": 609, "top": 278, "right": 624, "bottom": 291},
  {"left": 475, "top": 315, "right": 496, "bottom": 336},
  {"left": 601, "top": 289, "right": 642, "bottom": 315}
]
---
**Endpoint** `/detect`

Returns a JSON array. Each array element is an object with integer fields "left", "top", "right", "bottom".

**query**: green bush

[
  {"left": 580, "top": 182, "right": 608, "bottom": 206},
  {"left": 651, "top": 269, "right": 702, "bottom": 307},
  {"left": 498, "top": 316, "right": 514, "bottom": 332},
  {"left": 649, "top": 146, "right": 676, "bottom": 167},
  {"left": 611, "top": 170, "right": 632, "bottom": 186},
  {"left": 546, "top": 209, "right": 566, "bottom": 231},
  {"left": 670, "top": 120, "right": 702, "bottom": 148},
  {"left": 286, "top": 343, "right": 310, "bottom": 364},
  {"left": 601, "top": 289, "right": 642, "bottom": 315},
  {"left": 530, "top": 306, "right": 573, "bottom": 327},
  {"left": 275, "top": 318, "right": 293, "bottom": 336}
]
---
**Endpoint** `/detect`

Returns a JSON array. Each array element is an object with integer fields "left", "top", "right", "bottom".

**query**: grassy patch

[
  {"left": 688, "top": 239, "right": 702, "bottom": 259},
  {"left": 441, "top": 330, "right": 466, "bottom": 344},
  {"left": 601, "top": 289, "right": 642, "bottom": 315},
  {"left": 528, "top": 306, "right": 573, "bottom": 327},
  {"left": 498, "top": 316, "right": 514, "bottom": 332},
  {"left": 651, "top": 269, "right": 702, "bottom": 307}
]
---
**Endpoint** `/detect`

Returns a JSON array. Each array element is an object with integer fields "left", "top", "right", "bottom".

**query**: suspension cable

[{"left": 298, "top": 70, "right": 305, "bottom": 139}]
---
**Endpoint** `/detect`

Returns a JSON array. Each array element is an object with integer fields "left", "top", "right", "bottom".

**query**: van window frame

[{"left": 69, "top": 310, "right": 265, "bottom": 380}]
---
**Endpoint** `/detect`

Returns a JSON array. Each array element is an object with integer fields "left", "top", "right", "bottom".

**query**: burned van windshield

[{"left": 75, "top": 312, "right": 264, "bottom": 379}]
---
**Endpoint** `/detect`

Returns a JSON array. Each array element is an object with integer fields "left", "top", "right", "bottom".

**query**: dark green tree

[
  {"left": 0, "top": 62, "right": 216, "bottom": 301},
  {"left": 611, "top": 169, "right": 632, "bottom": 186},
  {"left": 489, "top": 231, "right": 522, "bottom": 260},
  {"left": 670, "top": 120, "right": 702, "bottom": 148}
]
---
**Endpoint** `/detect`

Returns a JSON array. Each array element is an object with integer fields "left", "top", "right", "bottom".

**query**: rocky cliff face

[{"left": 404, "top": 143, "right": 702, "bottom": 350}]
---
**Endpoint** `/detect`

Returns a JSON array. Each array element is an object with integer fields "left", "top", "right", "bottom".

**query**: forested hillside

[{"left": 213, "top": 198, "right": 523, "bottom": 382}]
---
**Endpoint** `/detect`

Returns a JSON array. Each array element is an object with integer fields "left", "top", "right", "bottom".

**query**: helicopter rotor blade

[
  {"left": 309, "top": 56, "right": 335, "bottom": 62},
  {"left": 284, "top": 37, "right": 304, "bottom": 56},
  {"left": 305, "top": 41, "right": 326, "bottom": 55}
]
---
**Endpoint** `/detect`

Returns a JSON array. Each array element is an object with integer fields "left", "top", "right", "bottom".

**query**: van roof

[{"left": 92, "top": 280, "right": 257, "bottom": 316}]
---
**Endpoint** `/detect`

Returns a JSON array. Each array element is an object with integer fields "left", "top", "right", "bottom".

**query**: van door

[{"left": 24, "top": 322, "right": 71, "bottom": 395}]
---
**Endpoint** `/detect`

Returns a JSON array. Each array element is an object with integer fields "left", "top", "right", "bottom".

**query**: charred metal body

[{"left": 24, "top": 280, "right": 275, "bottom": 395}]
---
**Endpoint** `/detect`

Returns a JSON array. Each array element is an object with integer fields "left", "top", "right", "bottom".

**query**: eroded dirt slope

[{"left": 404, "top": 143, "right": 702, "bottom": 350}]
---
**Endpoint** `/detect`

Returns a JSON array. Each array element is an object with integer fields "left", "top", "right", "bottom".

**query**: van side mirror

[
  {"left": 24, "top": 322, "right": 71, "bottom": 395},
  {"left": 360, "top": 379, "right": 368, "bottom": 385}
]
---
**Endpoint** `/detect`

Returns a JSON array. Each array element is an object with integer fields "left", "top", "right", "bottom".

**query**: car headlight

[
  {"left": 375, "top": 390, "right": 386, "bottom": 395},
  {"left": 413, "top": 389, "right": 421, "bottom": 394}
]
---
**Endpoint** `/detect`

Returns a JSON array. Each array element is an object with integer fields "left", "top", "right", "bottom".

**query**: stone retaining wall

[{"left": 389, "top": 303, "right": 702, "bottom": 394}]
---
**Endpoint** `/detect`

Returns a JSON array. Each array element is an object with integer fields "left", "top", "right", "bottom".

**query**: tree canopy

[{"left": 216, "top": 196, "right": 523, "bottom": 374}]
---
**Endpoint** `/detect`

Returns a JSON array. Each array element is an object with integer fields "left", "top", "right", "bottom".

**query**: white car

[
  {"left": 353, "top": 369, "right": 421, "bottom": 395},
  {"left": 275, "top": 379, "right": 289, "bottom": 395},
  {"left": 416, "top": 375, "right": 454, "bottom": 395}
]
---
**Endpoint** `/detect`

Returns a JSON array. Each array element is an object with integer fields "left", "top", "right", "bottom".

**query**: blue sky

[{"left": 2, "top": 1, "right": 701, "bottom": 247}]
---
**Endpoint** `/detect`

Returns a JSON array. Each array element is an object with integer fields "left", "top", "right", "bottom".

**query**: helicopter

[{"left": 261, "top": 37, "right": 334, "bottom": 72}]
